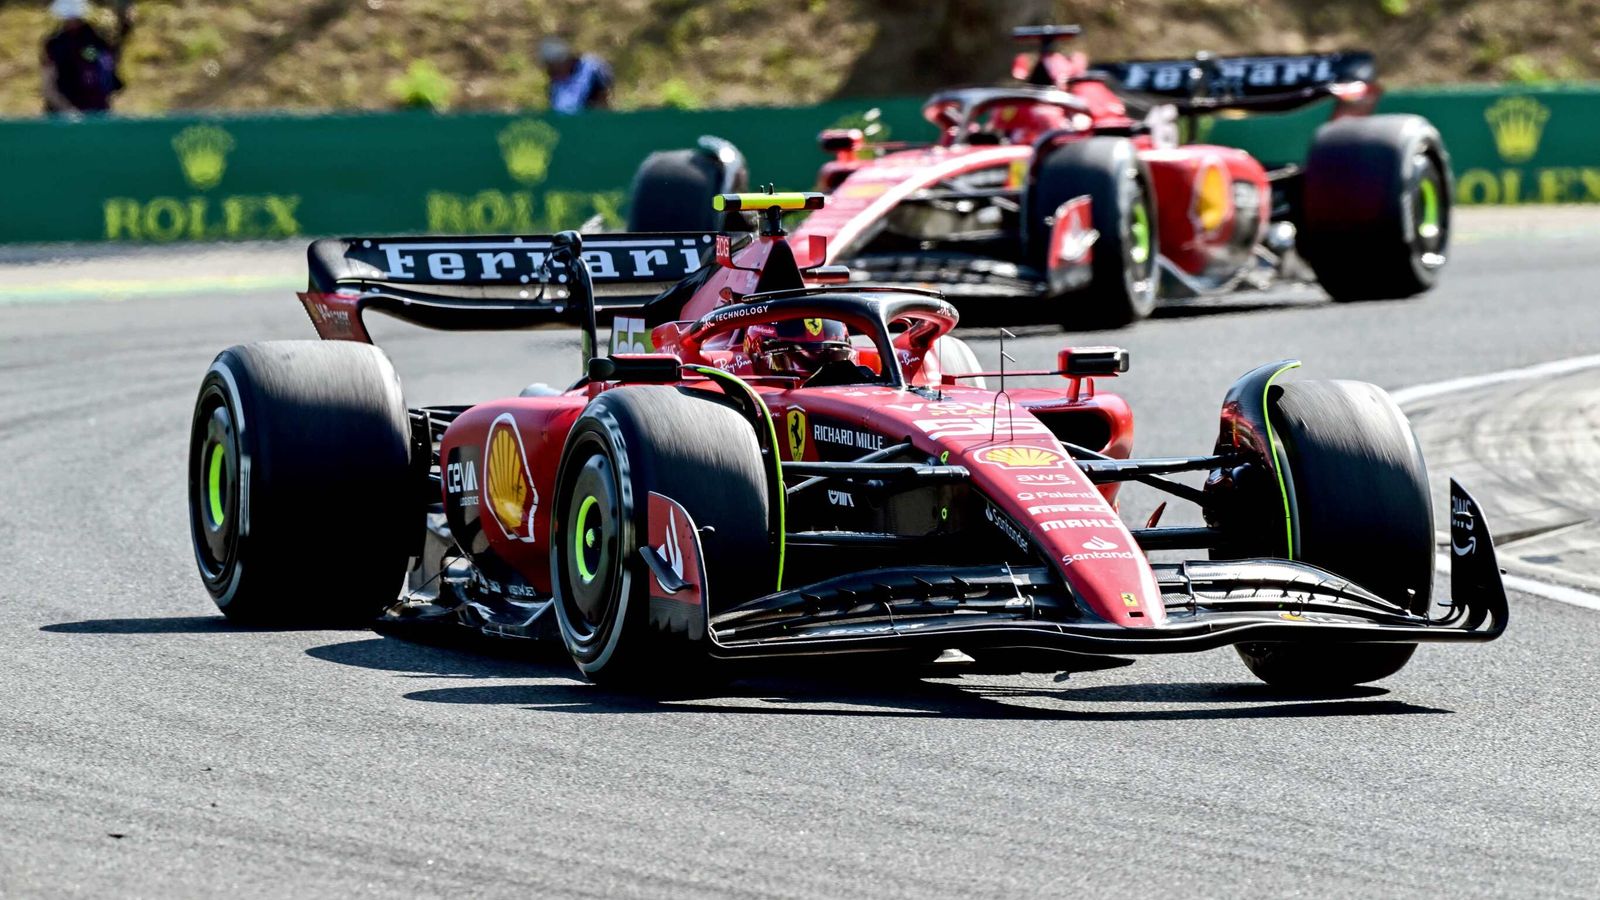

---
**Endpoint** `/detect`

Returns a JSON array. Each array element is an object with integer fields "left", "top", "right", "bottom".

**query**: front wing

[{"left": 705, "top": 480, "right": 1507, "bottom": 659}]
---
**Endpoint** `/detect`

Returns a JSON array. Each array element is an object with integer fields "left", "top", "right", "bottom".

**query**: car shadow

[
  {"left": 39, "top": 615, "right": 348, "bottom": 634},
  {"left": 305, "top": 633, "right": 1450, "bottom": 722}
]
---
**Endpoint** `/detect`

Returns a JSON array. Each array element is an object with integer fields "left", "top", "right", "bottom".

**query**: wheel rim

[
  {"left": 1410, "top": 153, "right": 1448, "bottom": 266},
  {"left": 559, "top": 451, "right": 623, "bottom": 640},
  {"left": 189, "top": 386, "right": 240, "bottom": 585},
  {"left": 1123, "top": 175, "right": 1157, "bottom": 309}
]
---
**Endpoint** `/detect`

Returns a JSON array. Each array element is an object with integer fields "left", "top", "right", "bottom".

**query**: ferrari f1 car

[
  {"left": 187, "top": 193, "right": 1503, "bottom": 689},
  {"left": 629, "top": 26, "right": 1452, "bottom": 328}
]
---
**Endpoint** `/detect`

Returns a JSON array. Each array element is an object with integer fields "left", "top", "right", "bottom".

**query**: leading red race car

[
  {"left": 629, "top": 26, "right": 1452, "bottom": 328},
  {"left": 187, "top": 193, "right": 1503, "bottom": 689}
]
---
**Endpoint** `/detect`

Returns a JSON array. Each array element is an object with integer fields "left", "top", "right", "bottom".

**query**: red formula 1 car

[
  {"left": 187, "top": 193, "right": 1503, "bottom": 689},
  {"left": 629, "top": 26, "right": 1452, "bottom": 328}
]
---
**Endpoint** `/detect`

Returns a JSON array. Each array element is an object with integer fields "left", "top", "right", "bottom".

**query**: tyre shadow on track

[{"left": 305, "top": 635, "right": 1450, "bottom": 722}]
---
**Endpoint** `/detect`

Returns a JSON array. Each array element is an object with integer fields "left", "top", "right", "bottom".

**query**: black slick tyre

[
  {"left": 1026, "top": 136, "right": 1158, "bottom": 329},
  {"left": 187, "top": 341, "right": 415, "bottom": 625},
  {"left": 549, "top": 386, "right": 772, "bottom": 685},
  {"left": 1300, "top": 114, "right": 1451, "bottom": 301},
  {"left": 1234, "top": 380, "right": 1434, "bottom": 689},
  {"left": 627, "top": 148, "right": 750, "bottom": 232}
]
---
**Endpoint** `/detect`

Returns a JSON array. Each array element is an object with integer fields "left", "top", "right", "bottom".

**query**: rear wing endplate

[{"left": 300, "top": 232, "right": 716, "bottom": 342}]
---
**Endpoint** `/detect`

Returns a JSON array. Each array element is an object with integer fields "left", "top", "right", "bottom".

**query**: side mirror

[{"left": 1059, "top": 346, "right": 1129, "bottom": 377}]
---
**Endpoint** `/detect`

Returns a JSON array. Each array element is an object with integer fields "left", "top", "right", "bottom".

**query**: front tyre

[
  {"left": 1224, "top": 380, "right": 1434, "bottom": 689},
  {"left": 1300, "top": 114, "right": 1452, "bottom": 301},
  {"left": 187, "top": 341, "right": 415, "bottom": 624},
  {"left": 1027, "top": 136, "right": 1159, "bottom": 329},
  {"left": 550, "top": 386, "right": 773, "bottom": 684}
]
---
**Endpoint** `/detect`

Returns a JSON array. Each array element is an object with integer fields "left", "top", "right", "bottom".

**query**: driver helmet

[
  {"left": 995, "top": 103, "right": 1069, "bottom": 144},
  {"left": 743, "top": 317, "right": 852, "bottom": 378}
]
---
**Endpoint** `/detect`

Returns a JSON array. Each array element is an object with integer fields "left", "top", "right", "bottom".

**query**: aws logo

[{"left": 1484, "top": 96, "right": 1550, "bottom": 164}]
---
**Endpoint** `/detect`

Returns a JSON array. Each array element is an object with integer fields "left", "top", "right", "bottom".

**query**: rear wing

[
  {"left": 300, "top": 232, "right": 715, "bottom": 342},
  {"left": 1089, "top": 51, "right": 1376, "bottom": 113}
]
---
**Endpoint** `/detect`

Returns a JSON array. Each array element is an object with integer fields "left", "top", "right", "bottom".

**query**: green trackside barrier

[
  {"left": 0, "top": 85, "right": 1595, "bottom": 244},
  {"left": 0, "top": 98, "right": 926, "bottom": 244},
  {"left": 1206, "top": 84, "right": 1600, "bottom": 205}
]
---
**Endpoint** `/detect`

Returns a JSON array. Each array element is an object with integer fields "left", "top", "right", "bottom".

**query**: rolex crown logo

[
  {"left": 498, "top": 120, "right": 560, "bottom": 185},
  {"left": 172, "top": 124, "right": 235, "bottom": 191},
  {"left": 1484, "top": 95, "right": 1549, "bottom": 164}
]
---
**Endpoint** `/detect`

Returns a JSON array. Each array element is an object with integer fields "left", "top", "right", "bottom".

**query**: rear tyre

[
  {"left": 550, "top": 386, "right": 773, "bottom": 685},
  {"left": 627, "top": 147, "right": 751, "bottom": 233},
  {"left": 187, "top": 341, "right": 415, "bottom": 625},
  {"left": 1229, "top": 380, "right": 1434, "bottom": 689},
  {"left": 1027, "top": 136, "right": 1158, "bottom": 330},
  {"left": 1300, "top": 114, "right": 1451, "bottom": 301}
]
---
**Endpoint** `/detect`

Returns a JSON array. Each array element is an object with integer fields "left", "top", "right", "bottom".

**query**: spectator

[
  {"left": 540, "top": 36, "right": 612, "bottom": 115},
  {"left": 41, "top": 0, "right": 131, "bottom": 117}
]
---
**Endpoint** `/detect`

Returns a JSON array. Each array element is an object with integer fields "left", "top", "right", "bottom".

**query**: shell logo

[
  {"left": 976, "top": 445, "right": 1067, "bottom": 469},
  {"left": 1191, "top": 159, "right": 1232, "bottom": 237},
  {"left": 485, "top": 413, "right": 539, "bottom": 542}
]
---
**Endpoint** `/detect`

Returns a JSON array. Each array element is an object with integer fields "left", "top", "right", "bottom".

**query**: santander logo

[{"left": 1082, "top": 536, "right": 1118, "bottom": 551}]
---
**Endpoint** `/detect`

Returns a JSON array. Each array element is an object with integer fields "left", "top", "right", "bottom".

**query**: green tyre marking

[
  {"left": 1418, "top": 175, "right": 1440, "bottom": 240},
  {"left": 687, "top": 365, "right": 786, "bottom": 591},
  {"left": 206, "top": 443, "right": 226, "bottom": 527},
  {"left": 1261, "top": 361, "right": 1303, "bottom": 560},
  {"left": 574, "top": 494, "right": 600, "bottom": 584},
  {"left": 1129, "top": 199, "right": 1151, "bottom": 266}
]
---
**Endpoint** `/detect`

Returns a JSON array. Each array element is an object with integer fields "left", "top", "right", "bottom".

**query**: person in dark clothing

[
  {"left": 41, "top": 0, "right": 132, "bottom": 117},
  {"left": 540, "top": 36, "right": 612, "bottom": 115}
]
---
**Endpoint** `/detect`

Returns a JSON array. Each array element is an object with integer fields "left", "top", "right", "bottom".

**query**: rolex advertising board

[
  {"left": 1206, "top": 85, "right": 1600, "bottom": 205},
  {"left": 0, "top": 87, "right": 1594, "bottom": 245},
  {"left": 0, "top": 99, "right": 923, "bottom": 245}
]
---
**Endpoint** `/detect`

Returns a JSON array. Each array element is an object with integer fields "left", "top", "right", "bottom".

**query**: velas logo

[
  {"left": 485, "top": 413, "right": 539, "bottom": 542},
  {"left": 786, "top": 408, "right": 808, "bottom": 460},
  {"left": 498, "top": 120, "right": 560, "bottom": 185},
  {"left": 976, "top": 445, "right": 1067, "bottom": 469},
  {"left": 1485, "top": 96, "right": 1550, "bottom": 164},
  {"left": 172, "top": 125, "right": 235, "bottom": 191}
]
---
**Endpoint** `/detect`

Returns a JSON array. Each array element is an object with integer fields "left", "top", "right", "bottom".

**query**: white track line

[
  {"left": 1390, "top": 353, "right": 1600, "bottom": 406},
  {"left": 1400, "top": 354, "right": 1600, "bottom": 611}
]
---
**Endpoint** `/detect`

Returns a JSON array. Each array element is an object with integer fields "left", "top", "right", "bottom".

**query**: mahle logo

[
  {"left": 1484, "top": 96, "right": 1550, "bottom": 164},
  {"left": 172, "top": 125, "right": 235, "bottom": 190},
  {"left": 498, "top": 120, "right": 560, "bottom": 185}
]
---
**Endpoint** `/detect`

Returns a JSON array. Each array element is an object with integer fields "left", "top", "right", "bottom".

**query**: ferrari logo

[
  {"left": 786, "top": 408, "right": 808, "bottom": 460},
  {"left": 804, "top": 318, "right": 824, "bottom": 336}
]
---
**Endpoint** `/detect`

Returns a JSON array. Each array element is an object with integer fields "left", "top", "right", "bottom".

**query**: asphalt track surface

[{"left": 3, "top": 212, "right": 1599, "bottom": 897}]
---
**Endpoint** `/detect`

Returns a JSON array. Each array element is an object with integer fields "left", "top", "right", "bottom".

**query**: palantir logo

[
  {"left": 172, "top": 124, "right": 235, "bottom": 190},
  {"left": 498, "top": 120, "right": 560, "bottom": 185},
  {"left": 1484, "top": 96, "right": 1550, "bottom": 164}
]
